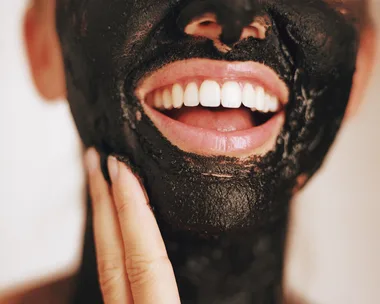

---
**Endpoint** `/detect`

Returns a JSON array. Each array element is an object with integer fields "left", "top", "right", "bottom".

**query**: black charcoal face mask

[{"left": 56, "top": 0, "right": 362, "bottom": 302}]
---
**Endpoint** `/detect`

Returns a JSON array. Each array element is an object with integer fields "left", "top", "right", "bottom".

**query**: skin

[
  {"left": 86, "top": 148, "right": 180, "bottom": 304},
  {"left": 25, "top": 0, "right": 375, "bottom": 303}
]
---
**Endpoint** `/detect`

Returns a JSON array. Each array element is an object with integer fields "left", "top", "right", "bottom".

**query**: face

[{"left": 29, "top": 0, "right": 370, "bottom": 235}]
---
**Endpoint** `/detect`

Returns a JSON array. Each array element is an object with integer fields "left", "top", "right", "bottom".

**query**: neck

[
  {"left": 162, "top": 215, "right": 288, "bottom": 304},
  {"left": 76, "top": 198, "right": 289, "bottom": 304}
]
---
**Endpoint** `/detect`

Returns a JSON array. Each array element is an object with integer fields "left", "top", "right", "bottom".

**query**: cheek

[{"left": 345, "top": 27, "right": 376, "bottom": 119}]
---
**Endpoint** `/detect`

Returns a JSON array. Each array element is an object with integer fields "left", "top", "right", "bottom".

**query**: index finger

[
  {"left": 108, "top": 157, "right": 181, "bottom": 304},
  {"left": 86, "top": 148, "right": 133, "bottom": 303}
]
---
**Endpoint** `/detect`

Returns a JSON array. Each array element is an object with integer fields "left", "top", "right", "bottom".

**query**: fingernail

[
  {"left": 85, "top": 148, "right": 99, "bottom": 175},
  {"left": 108, "top": 156, "right": 119, "bottom": 182}
]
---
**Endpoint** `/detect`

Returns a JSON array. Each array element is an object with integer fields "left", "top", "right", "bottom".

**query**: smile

[{"left": 136, "top": 59, "right": 289, "bottom": 157}]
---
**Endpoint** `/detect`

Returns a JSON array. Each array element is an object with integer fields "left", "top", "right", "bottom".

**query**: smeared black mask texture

[{"left": 56, "top": 0, "right": 360, "bottom": 302}]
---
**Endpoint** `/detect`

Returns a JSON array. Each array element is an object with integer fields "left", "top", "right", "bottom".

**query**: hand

[{"left": 85, "top": 148, "right": 181, "bottom": 304}]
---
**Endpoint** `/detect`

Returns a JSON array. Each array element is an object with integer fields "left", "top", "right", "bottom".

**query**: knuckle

[
  {"left": 97, "top": 253, "right": 121, "bottom": 274},
  {"left": 91, "top": 188, "right": 108, "bottom": 204},
  {"left": 97, "top": 255, "right": 124, "bottom": 299},
  {"left": 115, "top": 199, "right": 129, "bottom": 215},
  {"left": 113, "top": 189, "right": 132, "bottom": 217},
  {"left": 99, "top": 271, "right": 124, "bottom": 301},
  {"left": 125, "top": 254, "right": 173, "bottom": 287}
]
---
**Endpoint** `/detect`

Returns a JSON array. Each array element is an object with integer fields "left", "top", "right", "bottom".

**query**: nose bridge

[{"left": 177, "top": 0, "right": 266, "bottom": 46}]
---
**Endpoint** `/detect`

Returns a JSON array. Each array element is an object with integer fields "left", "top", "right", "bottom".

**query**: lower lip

[{"left": 143, "top": 105, "right": 285, "bottom": 158}]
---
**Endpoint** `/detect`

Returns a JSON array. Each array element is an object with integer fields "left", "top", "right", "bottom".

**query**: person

[{"left": 23, "top": 0, "right": 375, "bottom": 303}]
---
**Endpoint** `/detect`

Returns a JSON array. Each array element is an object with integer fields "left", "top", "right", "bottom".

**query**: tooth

[
  {"left": 172, "top": 84, "right": 184, "bottom": 109},
  {"left": 184, "top": 82, "right": 200, "bottom": 107},
  {"left": 221, "top": 81, "right": 242, "bottom": 108},
  {"left": 200, "top": 80, "right": 221, "bottom": 107},
  {"left": 256, "top": 86, "right": 265, "bottom": 112},
  {"left": 154, "top": 90, "right": 163, "bottom": 109},
  {"left": 162, "top": 88, "right": 173, "bottom": 110},
  {"left": 263, "top": 94, "right": 271, "bottom": 113},
  {"left": 242, "top": 83, "right": 256, "bottom": 109},
  {"left": 269, "top": 96, "right": 280, "bottom": 112}
]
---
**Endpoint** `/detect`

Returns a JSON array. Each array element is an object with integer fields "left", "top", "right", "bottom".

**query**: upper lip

[{"left": 135, "top": 59, "right": 289, "bottom": 104}]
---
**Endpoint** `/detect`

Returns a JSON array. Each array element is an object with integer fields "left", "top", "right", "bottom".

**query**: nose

[{"left": 177, "top": 0, "right": 268, "bottom": 50}]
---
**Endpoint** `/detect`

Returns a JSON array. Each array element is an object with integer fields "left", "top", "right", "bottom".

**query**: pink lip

[
  {"left": 143, "top": 105, "right": 285, "bottom": 157},
  {"left": 136, "top": 59, "right": 289, "bottom": 103}
]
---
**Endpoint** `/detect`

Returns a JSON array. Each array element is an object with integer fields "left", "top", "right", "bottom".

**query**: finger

[
  {"left": 108, "top": 157, "right": 180, "bottom": 304},
  {"left": 85, "top": 148, "right": 133, "bottom": 304}
]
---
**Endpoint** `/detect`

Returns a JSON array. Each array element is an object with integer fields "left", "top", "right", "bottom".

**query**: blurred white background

[
  {"left": 0, "top": 0, "right": 85, "bottom": 297},
  {"left": 0, "top": 0, "right": 379, "bottom": 303}
]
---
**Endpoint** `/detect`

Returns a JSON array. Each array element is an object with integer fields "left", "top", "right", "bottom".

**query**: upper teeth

[{"left": 146, "top": 80, "right": 281, "bottom": 113}]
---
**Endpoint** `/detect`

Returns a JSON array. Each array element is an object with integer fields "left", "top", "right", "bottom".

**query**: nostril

[
  {"left": 241, "top": 22, "right": 267, "bottom": 40},
  {"left": 177, "top": 0, "right": 212, "bottom": 32},
  {"left": 200, "top": 21, "right": 214, "bottom": 26},
  {"left": 239, "top": 16, "right": 272, "bottom": 41},
  {"left": 184, "top": 13, "right": 222, "bottom": 40}
]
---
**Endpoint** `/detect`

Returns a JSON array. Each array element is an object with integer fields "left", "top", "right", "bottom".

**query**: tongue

[{"left": 169, "top": 107, "right": 256, "bottom": 132}]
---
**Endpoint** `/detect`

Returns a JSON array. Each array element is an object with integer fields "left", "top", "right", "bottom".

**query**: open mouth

[{"left": 136, "top": 59, "right": 289, "bottom": 157}]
